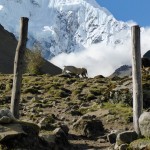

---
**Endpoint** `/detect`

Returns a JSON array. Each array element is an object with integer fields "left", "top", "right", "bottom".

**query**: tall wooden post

[
  {"left": 11, "top": 17, "right": 29, "bottom": 119},
  {"left": 131, "top": 25, "right": 143, "bottom": 136}
]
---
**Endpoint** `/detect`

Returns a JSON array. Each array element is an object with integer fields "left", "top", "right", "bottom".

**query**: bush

[
  {"left": 86, "top": 94, "right": 96, "bottom": 100},
  {"left": 89, "top": 88, "right": 101, "bottom": 96},
  {"left": 25, "top": 49, "right": 44, "bottom": 74}
]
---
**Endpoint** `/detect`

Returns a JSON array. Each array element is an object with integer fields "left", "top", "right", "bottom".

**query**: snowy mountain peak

[{"left": 0, "top": 0, "right": 130, "bottom": 59}]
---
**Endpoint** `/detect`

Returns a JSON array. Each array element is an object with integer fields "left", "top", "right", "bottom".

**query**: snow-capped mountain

[{"left": 0, "top": 0, "right": 130, "bottom": 59}]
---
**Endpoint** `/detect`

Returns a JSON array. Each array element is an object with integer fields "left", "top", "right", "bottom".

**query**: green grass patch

[
  {"left": 102, "top": 102, "right": 132, "bottom": 123},
  {"left": 72, "top": 88, "right": 82, "bottom": 95},
  {"left": 86, "top": 93, "right": 96, "bottom": 100},
  {"left": 89, "top": 88, "right": 101, "bottom": 96},
  {"left": 79, "top": 102, "right": 101, "bottom": 114}
]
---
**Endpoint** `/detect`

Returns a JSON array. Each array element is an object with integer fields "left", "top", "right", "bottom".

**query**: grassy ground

[{"left": 0, "top": 73, "right": 150, "bottom": 149}]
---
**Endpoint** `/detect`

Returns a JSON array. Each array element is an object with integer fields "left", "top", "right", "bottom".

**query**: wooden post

[
  {"left": 11, "top": 17, "right": 29, "bottom": 119},
  {"left": 131, "top": 25, "right": 143, "bottom": 136}
]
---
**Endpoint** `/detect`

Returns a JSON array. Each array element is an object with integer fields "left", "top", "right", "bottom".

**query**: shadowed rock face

[
  {"left": 110, "top": 50, "right": 150, "bottom": 78},
  {"left": 143, "top": 50, "right": 150, "bottom": 58},
  {"left": 0, "top": 24, "right": 62, "bottom": 75},
  {"left": 0, "top": 24, "right": 17, "bottom": 73},
  {"left": 142, "top": 57, "right": 150, "bottom": 68},
  {"left": 109, "top": 65, "right": 132, "bottom": 78}
]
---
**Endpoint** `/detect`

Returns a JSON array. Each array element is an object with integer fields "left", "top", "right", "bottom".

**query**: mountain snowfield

[{"left": 0, "top": 0, "right": 150, "bottom": 77}]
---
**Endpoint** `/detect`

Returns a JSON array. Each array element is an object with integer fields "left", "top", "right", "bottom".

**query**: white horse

[{"left": 63, "top": 66, "right": 88, "bottom": 77}]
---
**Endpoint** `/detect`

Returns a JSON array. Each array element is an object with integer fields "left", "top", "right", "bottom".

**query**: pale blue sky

[{"left": 96, "top": 0, "right": 150, "bottom": 27}]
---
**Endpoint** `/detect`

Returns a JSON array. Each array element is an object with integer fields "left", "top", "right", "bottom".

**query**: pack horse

[{"left": 63, "top": 66, "right": 88, "bottom": 78}]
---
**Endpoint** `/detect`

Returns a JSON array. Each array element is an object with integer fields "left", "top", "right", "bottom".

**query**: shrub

[
  {"left": 86, "top": 94, "right": 96, "bottom": 100},
  {"left": 25, "top": 49, "right": 44, "bottom": 74},
  {"left": 72, "top": 89, "right": 82, "bottom": 95},
  {"left": 89, "top": 88, "right": 101, "bottom": 96},
  {"left": 24, "top": 86, "right": 40, "bottom": 94}
]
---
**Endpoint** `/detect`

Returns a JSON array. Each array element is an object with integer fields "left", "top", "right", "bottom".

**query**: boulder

[
  {"left": 107, "top": 132, "right": 117, "bottom": 144},
  {"left": 119, "top": 144, "right": 128, "bottom": 150},
  {"left": 0, "top": 109, "right": 73, "bottom": 149},
  {"left": 41, "top": 128, "right": 71, "bottom": 150},
  {"left": 142, "top": 57, "right": 150, "bottom": 68},
  {"left": 38, "top": 115, "right": 56, "bottom": 130},
  {"left": 60, "top": 124, "right": 69, "bottom": 135},
  {"left": 0, "top": 110, "right": 48, "bottom": 149},
  {"left": 139, "top": 111, "right": 150, "bottom": 137},
  {"left": 130, "top": 138, "right": 150, "bottom": 150},
  {"left": 0, "top": 120, "right": 44, "bottom": 149},
  {"left": 0, "top": 109, "right": 16, "bottom": 124},
  {"left": 0, "top": 123, "right": 26, "bottom": 142},
  {"left": 73, "top": 115, "right": 104, "bottom": 137},
  {"left": 116, "top": 131, "right": 138, "bottom": 147}
]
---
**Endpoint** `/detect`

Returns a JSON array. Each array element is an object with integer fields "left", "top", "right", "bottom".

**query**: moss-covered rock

[{"left": 129, "top": 138, "right": 150, "bottom": 150}]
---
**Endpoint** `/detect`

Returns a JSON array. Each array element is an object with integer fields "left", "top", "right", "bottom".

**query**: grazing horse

[
  {"left": 63, "top": 66, "right": 88, "bottom": 78},
  {"left": 81, "top": 67, "right": 88, "bottom": 77}
]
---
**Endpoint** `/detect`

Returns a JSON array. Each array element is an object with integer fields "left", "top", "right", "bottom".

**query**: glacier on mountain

[{"left": 0, "top": 0, "right": 130, "bottom": 60}]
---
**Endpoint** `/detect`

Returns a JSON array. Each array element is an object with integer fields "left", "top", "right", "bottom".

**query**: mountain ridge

[
  {"left": 0, "top": 0, "right": 130, "bottom": 59},
  {"left": 0, "top": 23, "right": 62, "bottom": 74}
]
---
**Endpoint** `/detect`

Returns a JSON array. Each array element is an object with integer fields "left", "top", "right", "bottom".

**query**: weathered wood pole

[
  {"left": 131, "top": 25, "right": 143, "bottom": 136},
  {"left": 11, "top": 17, "right": 29, "bottom": 119}
]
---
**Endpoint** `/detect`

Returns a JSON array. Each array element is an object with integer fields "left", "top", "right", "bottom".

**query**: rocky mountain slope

[
  {"left": 0, "top": 24, "right": 62, "bottom": 74},
  {"left": 0, "top": 0, "right": 130, "bottom": 59},
  {"left": 0, "top": 71, "right": 150, "bottom": 149},
  {"left": 109, "top": 65, "right": 132, "bottom": 78},
  {"left": 110, "top": 50, "right": 150, "bottom": 78},
  {"left": 0, "top": 24, "right": 17, "bottom": 73}
]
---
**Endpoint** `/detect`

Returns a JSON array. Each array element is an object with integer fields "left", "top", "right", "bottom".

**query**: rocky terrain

[{"left": 0, "top": 70, "right": 150, "bottom": 149}]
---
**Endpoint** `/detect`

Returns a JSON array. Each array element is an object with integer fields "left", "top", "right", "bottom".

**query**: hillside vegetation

[{"left": 0, "top": 72, "right": 150, "bottom": 149}]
